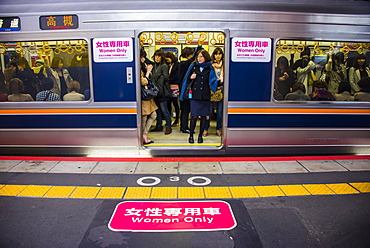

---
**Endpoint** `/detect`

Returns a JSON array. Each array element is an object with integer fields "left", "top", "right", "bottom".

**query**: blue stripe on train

[
  {"left": 228, "top": 114, "right": 370, "bottom": 128},
  {"left": 0, "top": 115, "right": 137, "bottom": 128}
]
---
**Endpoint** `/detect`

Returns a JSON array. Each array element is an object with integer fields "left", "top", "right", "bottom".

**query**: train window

[
  {"left": 0, "top": 40, "right": 90, "bottom": 102},
  {"left": 274, "top": 40, "right": 370, "bottom": 102}
]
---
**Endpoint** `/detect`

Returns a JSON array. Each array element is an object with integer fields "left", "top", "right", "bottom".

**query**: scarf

[{"left": 179, "top": 61, "right": 218, "bottom": 101}]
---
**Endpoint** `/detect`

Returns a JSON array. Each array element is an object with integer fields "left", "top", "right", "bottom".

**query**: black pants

[{"left": 180, "top": 100, "right": 190, "bottom": 131}]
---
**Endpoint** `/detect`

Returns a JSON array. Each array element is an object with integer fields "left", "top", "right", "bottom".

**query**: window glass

[
  {"left": 0, "top": 40, "right": 90, "bottom": 102},
  {"left": 274, "top": 40, "right": 370, "bottom": 102}
]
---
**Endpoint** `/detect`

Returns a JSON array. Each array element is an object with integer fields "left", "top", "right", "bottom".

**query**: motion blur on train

[{"left": 0, "top": 0, "right": 369, "bottom": 157}]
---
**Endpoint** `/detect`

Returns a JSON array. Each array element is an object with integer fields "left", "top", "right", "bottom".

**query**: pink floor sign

[{"left": 108, "top": 201, "right": 237, "bottom": 232}]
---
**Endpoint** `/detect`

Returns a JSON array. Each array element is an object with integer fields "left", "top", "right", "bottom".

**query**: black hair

[
  {"left": 337, "top": 80, "right": 351, "bottom": 94},
  {"left": 358, "top": 77, "right": 370, "bottom": 89},
  {"left": 292, "top": 82, "right": 306, "bottom": 94},
  {"left": 140, "top": 47, "right": 147, "bottom": 58},
  {"left": 277, "top": 56, "right": 290, "bottom": 71},
  {"left": 152, "top": 49, "right": 166, "bottom": 64},
  {"left": 165, "top": 51, "right": 178, "bottom": 62},
  {"left": 353, "top": 53, "right": 367, "bottom": 70},
  {"left": 180, "top": 47, "right": 194, "bottom": 59},
  {"left": 334, "top": 52, "right": 345, "bottom": 64},
  {"left": 41, "top": 77, "right": 54, "bottom": 91}
]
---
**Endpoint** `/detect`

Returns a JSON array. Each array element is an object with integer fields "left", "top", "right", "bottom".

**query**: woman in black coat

[
  {"left": 179, "top": 50, "right": 218, "bottom": 143},
  {"left": 165, "top": 51, "right": 180, "bottom": 127},
  {"left": 150, "top": 49, "right": 172, "bottom": 135},
  {"left": 275, "top": 56, "right": 296, "bottom": 99}
]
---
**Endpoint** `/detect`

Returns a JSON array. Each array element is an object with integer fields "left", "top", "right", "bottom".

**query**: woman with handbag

[
  {"left": 140, "top": 49, "right": 158, "bottom": 144},
  {"left": 203, "top": 47, "right": 224, "bottom": 137},
  {"left": 179, "top": 49, "right": 218, "bottom": 143},
  {"left": 165, "top": 51, "right": 180, "bottom": 127},
  {"left": 150, "top": 49, "right": 172, "bottom": 135}
]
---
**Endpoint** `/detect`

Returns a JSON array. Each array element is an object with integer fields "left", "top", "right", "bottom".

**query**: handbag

[
  {"left": 210, "top": 89, "right": 223, "bottom": 102},
  {"left": 170, "top": 84, "right": 179, "bottom": 97},
  {"left": 183, "top": 80, "right": 194, "bottom": 100},
  {"left": 141, "top": 77, "right": 159, "bottom": 100}
]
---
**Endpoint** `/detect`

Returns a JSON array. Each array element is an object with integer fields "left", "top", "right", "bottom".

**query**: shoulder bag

[{"left": 141, "top": 77, "right": 159, "bottom": 100}]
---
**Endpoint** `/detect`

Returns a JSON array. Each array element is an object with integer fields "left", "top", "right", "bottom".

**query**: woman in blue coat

[{"left": 180, "top": 50, "right": 218, "bottom": 143}]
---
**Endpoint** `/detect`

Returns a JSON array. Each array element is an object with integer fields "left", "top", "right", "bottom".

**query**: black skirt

[{"left": 190, "top": 100, "right": 211, "bottom": 116}]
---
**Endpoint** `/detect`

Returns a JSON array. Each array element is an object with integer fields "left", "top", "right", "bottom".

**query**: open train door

[{"left": 136, "top": 31, "right": 227, "bottom": 156}]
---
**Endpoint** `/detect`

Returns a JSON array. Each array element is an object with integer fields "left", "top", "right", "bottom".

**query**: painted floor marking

[
  {"left": 349, "top": 182, "right": 370, "bottom": 193},
  {"left": 0, "top": 182, "right": 368, "bottom": 199}
]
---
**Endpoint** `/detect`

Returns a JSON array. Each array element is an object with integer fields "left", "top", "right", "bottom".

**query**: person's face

[
  {"left": 358, "top": 58, "right": 365, "bottom": 66},
  {"left": 165, "top": 57, "right": 172, "bottom": 64},
  {"left": 155, "top": 55, "right": 162, "bottom": 63},
  {"left": 197, "top": 53, "right": 205, "bottom": 63},
  {"left": 140, "top": 56, "right": 145, "bottom": 63},
  {"left": 214, "top": 52, "right": 222, "bottom": 61}
]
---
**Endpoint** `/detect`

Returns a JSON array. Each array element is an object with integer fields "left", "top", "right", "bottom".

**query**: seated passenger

[
  {"left": 63, "top": 80, "right": 85, "bottom": 101},
  {"left": 7, "top": 78, "right": 34, "bottom": 102},
  {"left": 354, "top": 77, "right": 370, "bottom": 101},
  {"left": 309, "top": 80, "right": 335, "bottom": 101},
  {"left": 284, "top": 82, "right": 311, "bottom": 101},
  {"left": 334, "top": 80, "right": 354, "bottom": 101},
  {"left": 36, "top": 78, "right": 61, "bottom": 101}
]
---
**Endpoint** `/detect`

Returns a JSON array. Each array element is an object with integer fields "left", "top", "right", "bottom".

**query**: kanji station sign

[{"left": 108, "top": 201, "right": 237, "bottom": 232}]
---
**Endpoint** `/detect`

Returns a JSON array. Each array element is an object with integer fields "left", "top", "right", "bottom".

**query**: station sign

[
  {"left": 39, "top": 15, "right": 78, "bottom": 30},
  {"left": 232, "top": 38, "right": 271, "bottom": 62},
  {"left": 108, "top": 201, "right": 237, "bottom": 232},
  {"left": 93, "top": 38, "right": 133, "bottom": 62},
  {"left": 0, "top": 17, "right": 20, "bottom": 32}
]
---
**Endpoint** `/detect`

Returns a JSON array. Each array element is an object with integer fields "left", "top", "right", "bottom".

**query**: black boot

[
  {"left": 189, "top": 135, "right": 194, "bottom": 143},
  {"left": 198, "top": 136, "right": 203, "bottom": 143}
]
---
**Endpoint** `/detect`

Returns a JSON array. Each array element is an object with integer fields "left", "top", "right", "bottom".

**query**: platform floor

[{"left": 0, "top": 155, "right": 369, "bottom": 248}]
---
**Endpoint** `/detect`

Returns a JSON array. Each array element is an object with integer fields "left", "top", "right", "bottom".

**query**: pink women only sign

[
  {"left": 108, "top": 201, "right": 237, "bottom": 232},
  {"left": 232, "top": 38, "right": 271, "bottom": 62},
  {"left": 93, "top": 38, "right": 133, "bottom": 62}
]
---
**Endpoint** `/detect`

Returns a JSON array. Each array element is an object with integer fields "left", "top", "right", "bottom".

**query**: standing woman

[
  {"left": 165, "top": 51, "right": 180, "bottom": 127},
  {"left": 45, "top": 56, "right": 73, "bottom": 98},
  {"left": 291, "top": 47, "right": 315, "bottom": 94},
  {"left": 140, "top": 49, "right": 158, "bottom": 144},
  {"left": 150, "top": 49, "right": 172, "bottom": 135},
  {"left": 203, "top": 47, "right": 225, "bottom": 137},
  {"left": 12, "top": 58, "right": 38, "bottom": 99},
  {"left": 348, "top": 53, "right": 370, "bottom": 94},
  {"left": 275, "top": 56, "right": 296, "bottom": 98},
  {"left": 180, "top": 50, "right": 218, "bottom": 143}
]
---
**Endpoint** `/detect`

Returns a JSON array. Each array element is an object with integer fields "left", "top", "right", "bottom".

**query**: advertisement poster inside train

[
  {"left": 232, "top": 38, "right": 271, "bottom": 62},
  {"left": 93, "top": 38, "right": 133, "bottom": 62}
]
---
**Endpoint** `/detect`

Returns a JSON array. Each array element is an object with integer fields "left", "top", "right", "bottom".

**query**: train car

[{"left": 0, "top": 0, "right": 369, "bottom": 157}]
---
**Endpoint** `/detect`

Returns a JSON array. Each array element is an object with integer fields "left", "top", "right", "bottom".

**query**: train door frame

[{"left": 135, "top": 30, "right": 229, "bottom": 153}]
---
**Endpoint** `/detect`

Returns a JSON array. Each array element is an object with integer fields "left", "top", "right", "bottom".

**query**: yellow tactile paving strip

[{"left": 0, "top": 182, "right": 368, "bottom": 199}]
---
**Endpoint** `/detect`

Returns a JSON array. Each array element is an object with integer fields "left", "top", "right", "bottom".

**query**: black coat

[
  {"left": 190, "top": 65, "right": 211, "bottom": 101},
  {"left": 168, "top": 61, "right": 179, "bottom": 85}
]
